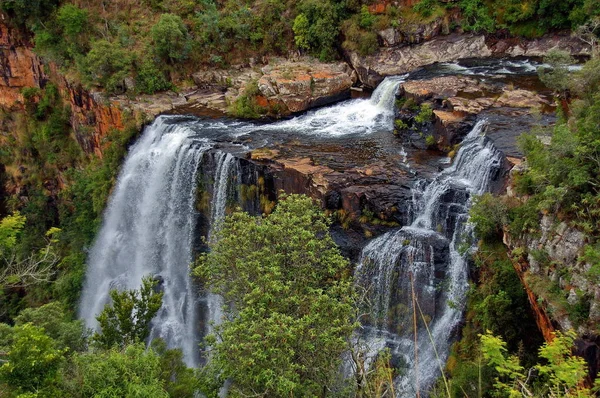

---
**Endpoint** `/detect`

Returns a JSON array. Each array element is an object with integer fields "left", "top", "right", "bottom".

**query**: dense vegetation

[
  {"left": 1, "top": 0, "right": 599, "bottom": 96},
  {"left": 0, "top": 0, "right": 599, "bottom": 397},
  {"left": 195, "top": 194, "right": 357, "bottom": 397},
  {"left": 453, "top": 53, "right": 600, "bottom": 397}
]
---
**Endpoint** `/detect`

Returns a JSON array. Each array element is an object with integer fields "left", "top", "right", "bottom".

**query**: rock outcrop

[
  {"left": 348, "top": 33, "right": 590, "bottom": 87},
  {"left": 394, "top": 74, "right": 554, "bottom": 153},
  {"left": 0, "top": 21, "right": 45, "bottom": 108},
  {"left": 258, "top": 61, "right": 355, "bottom": 113}
]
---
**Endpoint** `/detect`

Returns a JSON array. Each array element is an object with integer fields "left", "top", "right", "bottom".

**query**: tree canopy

[{"left": 195, "top": 194, "right": 356, "bottom": 397}]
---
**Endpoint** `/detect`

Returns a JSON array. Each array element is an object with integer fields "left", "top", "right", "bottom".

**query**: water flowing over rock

[
  {"left": 79, "top": 118, "right": 209, "bottom": 366},
  {"left": 353, "top": 121, "right": 507, "bottom": 396}
]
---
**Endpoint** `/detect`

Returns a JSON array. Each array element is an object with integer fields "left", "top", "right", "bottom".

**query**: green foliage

[
  {"left": 229, "top": 80, "right": 268, "bottom": 118},
  {"left": 151, "top": 14, "right": 191, "bottom": 63},
  {"left": 56, "top": 5, "right": 89, "bottom": 39},
  {"left": 60, "top": 344, "right": 170, "bottom": 398},
  {"left": 0, "top": 0, "right": 59, "bottom": 28},
  {"left": 480, "top": 330, "right": 593, "bottom": 397},
  {"left": 135, "top": 57, "right": 173, "bottom": 94},
  {"left": 93, "top": 276, "right": 163, "bottom": 349},
  {"left": 470, "top": 193, "right": 509, "bottom": 242},
  {"left": 413, "top": 0, "right": 442, "bottom": 18},
  {"left": 0, "top": 323, "right": 66, "bottom": 394},
  {"left": 14, "top": 302, "right": 87, "bottom": 352},
  {"left": 151, "top": 339, "right": 200, "bottom": 397},
  {"left": 82, "top": 40, "right": 132, "bottom": 94},
  {"left": 480, "top": 331, "right": 525, "bottom": 395},
  {"left": 294, "top": 0, "right": 343, "bottom": 60},
  {"left": 415, "top": 103, "right": 434, "bottom": 124},
  {"left": 459, "top": 0, "right": 496, "bottom": 32},
  {"left": 394, "top": 119, "right": 409, "bottom": 130},
  {"left": 341, "top": 17, "right": 379, "bottom": 56},
  {"left": 195, "top": 194, "right": 356, "bottom": 397},
  {"left": 538, "top": 50, "right": 575, "bottom": 94},
  {"left": 293, "top": 13, "right": 311, "bottom": 50},
  {"left": 0, "top": 212, "right": 26, "bottom": 254}
]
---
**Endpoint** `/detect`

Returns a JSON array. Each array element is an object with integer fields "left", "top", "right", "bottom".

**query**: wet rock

[{"left": 349, "top": 34, "right": 492, "bottom": 87}]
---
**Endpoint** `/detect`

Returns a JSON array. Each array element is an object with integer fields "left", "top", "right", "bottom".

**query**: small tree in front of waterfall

[
  {"left": 194, "top": 194, "right": 356, "bottom": 397},
  {"left": 92, "top": 276, "right": 163, "bottom": 349}
]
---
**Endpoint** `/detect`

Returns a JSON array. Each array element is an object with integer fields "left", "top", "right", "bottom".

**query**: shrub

[
  {"left": 82, "top": 40, "right": 132, "bottom": 94},
  {"left": 151, "top": 14, "right": 191, "bottom": 63},
  {"left": 469, "top": 193, "right": 508, "bottom": 242},
  {"left": 415, "top": 103, "right": 433, "bottom": 124},
  {"left": 135, "top": 58, "right": 172, "bottom": 94}
]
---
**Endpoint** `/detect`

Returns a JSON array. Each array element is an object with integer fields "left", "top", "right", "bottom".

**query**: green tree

[
  {"left": 470, "top": 193, "right": 509, "bottom": 242},
  {"left": 82, "top": 40, "right": 132, "bottom": 94},
  {"left": 293, "top": 13, "right": 311, "bottom": 50},
  {"left": 14, "top": 302, "right": 86, "bottom": 352},
  {"left": 0, "top": 212, "right": 60, "bottom": 288},
  {"left": 0, "top": 0, "right": 58, "bottom": 28},
  {"left": 538, "top": 49, "right": 575, "bottom": 96},
  {"left": 151, "top": 13, "right": 191, "bottom": 63},
  {"left": 93, "top": 276, "right": 163, "bottom": 349},
  {"left": 0, "top": 323, "right": 66, "bottom": 394},
  {"left": 195, "top": 194, "right": 356, "bottom": 397}
]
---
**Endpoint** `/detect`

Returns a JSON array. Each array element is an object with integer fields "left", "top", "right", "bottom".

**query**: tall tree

[{"left": 195, "top": 194, "right": 356, "bottom": 397}]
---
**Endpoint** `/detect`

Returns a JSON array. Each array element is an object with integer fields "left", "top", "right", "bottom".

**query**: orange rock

[{"left": 255, "top": 95, "right": 269, "bottom": 108}]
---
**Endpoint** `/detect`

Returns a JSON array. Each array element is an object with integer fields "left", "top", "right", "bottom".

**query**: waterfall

[
  {"left": 354, "top": 120, "right": 504, "bottom": 396},
  {"left": 79, "top": 116, "right": 210, "bottom": 367},
  {"left": 205, "top": 151, "right": 240, "bottom": 336},
  {"left": 257, "top": 75, "right": 407, "bottom": 136}
]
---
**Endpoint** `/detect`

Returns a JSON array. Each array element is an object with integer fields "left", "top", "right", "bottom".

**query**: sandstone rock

[
  {"left": 0, "top": 23, "right": 46, "bottom": 107},
  {"left": 349, "top": 34, "right": 492, "bottom": 87},
  {"left": 401, "top": 75, "right": 490, "bottom": 101},
  {"left": 495, "top": 88, "right": 549, "bottom": 109},
  {"left": 257, "top": 60, "right": 353, "bottom": 113}
]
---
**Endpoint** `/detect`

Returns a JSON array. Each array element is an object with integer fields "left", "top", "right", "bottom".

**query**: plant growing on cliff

[
  {"left": 480, "top": 330, "right": 594, "bottom": 397},
  {"left": 470, "top": 193, "right": 509, "bottom": 242},
  {"left": 194, "top": 194, "right": 356, "bottom": 397},
  {"left": 82, "top": 40, "right": 132, "bottom": 94}
]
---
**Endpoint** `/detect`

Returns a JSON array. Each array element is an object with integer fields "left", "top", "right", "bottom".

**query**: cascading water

[
  {"left": 256, "top": 75, "right": 407, "bottom": 136},
  {"left": 79, "top": 117, "right": 210, "bottom": 367},
  {"left": 79, "top": 64, "right": 510, "bottom": 391},
  {"left": 354, "top": 120, "right": 505, "bottom": 396},
  {"left": 204, "top": 151, "right": 240, "bottom": 336}
]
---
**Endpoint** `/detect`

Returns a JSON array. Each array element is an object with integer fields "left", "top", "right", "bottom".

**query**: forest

[{"left": 0, "top": 0, "right": 599, "bottom": 397}]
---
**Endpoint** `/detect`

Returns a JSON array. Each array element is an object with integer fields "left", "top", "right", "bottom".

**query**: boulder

[{"left": 258, "top": 60, "right": 353, "bottom": 113}]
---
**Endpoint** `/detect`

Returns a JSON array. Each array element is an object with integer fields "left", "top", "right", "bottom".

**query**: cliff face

[
  {"left": 0, "top": 19, "right": 45, "bottom": 108},
  {"left": 0, "top": 19, "right": 126, "bottom": 157}
]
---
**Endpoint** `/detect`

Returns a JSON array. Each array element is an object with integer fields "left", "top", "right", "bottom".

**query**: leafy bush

[
  {"left": 0, "top": 0, "right": 59, "bottom": 28},
  {"left": 294, "top": 0, "right": 342, "bottom": 60},
  {"left": 93, "top": 276, "right": 163, "bottom": 349},
  {"left": 82, "top": 40, "right": 132, "bottom": 94},
  {"left": 135, "top": 58, "right": 172, "bottom": 94},
  {"left": 151, "top": 13, "right": 191, "bottom": 63},
  {"left": 415, "top": 103, "right": 433, "bottom": 124}
]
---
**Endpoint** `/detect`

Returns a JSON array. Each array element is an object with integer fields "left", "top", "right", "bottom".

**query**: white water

[
  {"left": 205, "top": 151, "right": 240, "bottom": 336},
  {"left": 79, "top": 117, "right": 209, "bottom": 367},
  {"left": 79, "top": 75, "right": 406, "bottom": 369},
  {"left": 354, "top": 120, "right": 504, "bottom": 396},
  {"left": 256, "top": 75, "right": 407, "bottom": 136}
]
